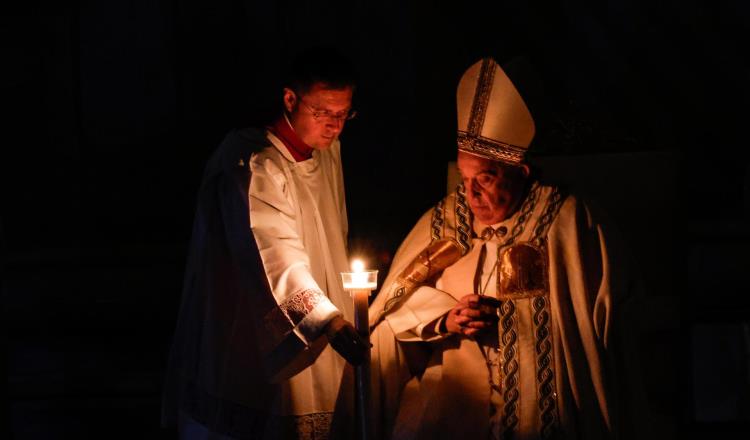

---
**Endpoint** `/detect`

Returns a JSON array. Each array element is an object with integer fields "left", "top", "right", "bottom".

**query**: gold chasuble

[{"left": 369, "top": 181, "right": 633, "bottom": 439}]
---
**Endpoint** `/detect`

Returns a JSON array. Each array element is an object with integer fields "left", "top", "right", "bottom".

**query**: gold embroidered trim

[
  {"left": 431, "top": 198, "right": 445, "bottom": 243},
  {"left": 467, "top": 58, "right": 496, "bottom": 136},
  {"left": 455, "top": 184, "right": 472, "bottom": 254},
  {"left": 457, "top": 131, "right": 526, "bottom": 165},
  {"left": 499, "top": 299, "right": 520, "bottom": 435},
  {"left": 530, "top": 187, "right": 566, "bottom": 244},
  {"left": 533, "top": 294, "right": 558, "bottom": 439},
  {"left": 498, "top": 182, "right": 540, "bottom": 250},
  {"left": 380, "top": 238, "right": 464, "bottom": 319}
]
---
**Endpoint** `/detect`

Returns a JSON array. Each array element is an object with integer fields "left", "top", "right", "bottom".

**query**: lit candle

[{"left": 343, "top": 259, "right": 377, "bottom": 290}]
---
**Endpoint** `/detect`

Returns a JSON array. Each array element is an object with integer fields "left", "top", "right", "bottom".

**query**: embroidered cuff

[
  {"left": 263, "top": 288, "right": 341, "bottom": 349},
  {"left": 295, "top": 295, "right": 340, "bottom": 344}
]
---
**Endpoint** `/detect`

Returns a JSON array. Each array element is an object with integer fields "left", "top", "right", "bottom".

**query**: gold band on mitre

[
  {"left": 457, "top": 131, "right": 527, "bottom": 164},
  {"left": 456, "top": 58, "right": 535, "bottom": 165}
]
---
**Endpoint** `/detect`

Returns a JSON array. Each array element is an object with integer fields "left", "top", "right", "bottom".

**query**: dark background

[{"left": 3, "top": 0, "right": 749, "bottom": 438}]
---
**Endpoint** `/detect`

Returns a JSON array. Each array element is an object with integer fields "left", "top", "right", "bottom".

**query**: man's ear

[
  {"left": 282, "top": 88, "right": 296, "bottom": 113},
  {"left": 520, "top": 164, "right": 531, "bottom": 178}
]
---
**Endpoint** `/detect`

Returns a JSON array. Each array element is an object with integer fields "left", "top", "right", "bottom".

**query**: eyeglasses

[{"left": 298, "top": 98, "right": 357, "bottom": 123}]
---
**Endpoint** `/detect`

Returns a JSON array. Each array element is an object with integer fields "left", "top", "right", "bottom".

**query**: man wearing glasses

[{"left": 163, "top": 47, "right": 367, "bottom": 439}]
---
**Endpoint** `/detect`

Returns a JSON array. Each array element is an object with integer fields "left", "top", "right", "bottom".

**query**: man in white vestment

[
  {"left": 163, "top": 47, "right": 368, "bottom": 439},
  {"left": 368, "top": 57, "right": 643, "bottom": 439}
]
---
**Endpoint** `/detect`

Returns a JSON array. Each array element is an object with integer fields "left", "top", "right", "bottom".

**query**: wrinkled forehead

[
  {"left": 458, "top": 152, "right": 528, "bottom": 186},
  {"left": 457, "top": 151, "right": 503, "bottom": 175}
]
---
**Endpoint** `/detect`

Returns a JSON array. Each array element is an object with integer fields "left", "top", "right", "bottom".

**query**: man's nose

[{"left": 327, "top": 117, "right": 345, "bottom": 132}]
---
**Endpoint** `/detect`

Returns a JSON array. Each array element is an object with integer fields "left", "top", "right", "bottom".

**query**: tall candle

[{"left": 340, "top": 258, "right": 377, "bottom": 440}]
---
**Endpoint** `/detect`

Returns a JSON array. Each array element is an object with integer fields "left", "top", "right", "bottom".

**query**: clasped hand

[{"left": 445, "top": 294, "right": 500, "bottom": 337}]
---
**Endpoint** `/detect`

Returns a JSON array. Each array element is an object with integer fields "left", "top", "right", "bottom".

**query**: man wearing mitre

[{"left": 368, "top": 57, "right": 642, "bottom": 440}]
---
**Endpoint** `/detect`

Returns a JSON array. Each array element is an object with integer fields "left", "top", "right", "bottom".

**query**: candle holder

[
  {"left": 340, "top": 265, "right": 377, "bottom": 440},
  {"left": 340, "top": 270, "right": 378, "bottom": 292}
]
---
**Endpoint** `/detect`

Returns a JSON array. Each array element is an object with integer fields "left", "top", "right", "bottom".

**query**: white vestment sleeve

[
  {"left": 249, "top": 156, "right": 340, "bottom": 347},
  {"left": 384, "top": 286, "right": 457, "bottom": 342}
]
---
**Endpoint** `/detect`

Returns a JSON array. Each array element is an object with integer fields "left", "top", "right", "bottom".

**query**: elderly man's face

[
  {"left": 284, "top": 82, "right": 354, "bottom": 150},
  {"left": 457, "top": 151, "right": 529, "bottom": 225}
]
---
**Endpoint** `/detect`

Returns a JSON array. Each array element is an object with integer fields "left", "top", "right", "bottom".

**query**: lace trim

[
  {"left": 263, "top": 288, "right": 326, "bottom": 344},
  {"left": 288, "top": 412, "right": 333, "bottom": 440},
  {"left": 279, "top": 288, "right": 326, "bottom": 324},
  {"left": 181, "top": 382, "right": 334, "bottom": 439}
]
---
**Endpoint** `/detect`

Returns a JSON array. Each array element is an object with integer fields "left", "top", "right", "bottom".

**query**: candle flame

[{"left": 351, "top": 259, "right": 365, "bottom": 273}]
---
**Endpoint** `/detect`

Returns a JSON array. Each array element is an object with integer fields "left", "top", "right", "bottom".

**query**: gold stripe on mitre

[{"left": 456, "top": 58, "right": 535, "bottom": 165}]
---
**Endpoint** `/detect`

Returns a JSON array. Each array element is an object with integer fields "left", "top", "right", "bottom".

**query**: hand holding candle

[{"left": 325, "top": 315, "right": 368, "bottom": 366}]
